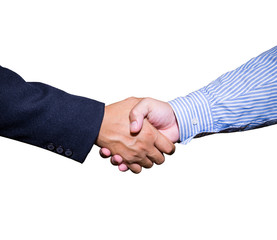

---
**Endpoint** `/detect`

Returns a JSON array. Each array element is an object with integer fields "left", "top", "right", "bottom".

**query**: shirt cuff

[{"left": 168, "top": 89, "right": 214, "bottom": 144}]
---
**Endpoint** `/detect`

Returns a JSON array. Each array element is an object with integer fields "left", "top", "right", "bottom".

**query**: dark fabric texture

[{"left": 0, "top": 66, "right": 105, "bottom": 163}]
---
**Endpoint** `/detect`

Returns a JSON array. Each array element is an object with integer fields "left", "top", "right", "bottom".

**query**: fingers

[
  {"left": 101, "top": 149, "right": 148, "bottom": 173},
  {"left": 129, "top": 99, "right": 150, "bottom": 133},
  {"left": 100, "top": 148, "right": 111, "bottom": 158},
  {"left": 101, "top": 96, "right": 175, "bottom": 174},
  {"left": 128, "top": 163, "right": 142, "bottom": 174},
  {"left": 139, "top": 156, "right": 154, "bottom": 169},
  {"left": 127, "top": 155, "right": 154, "bottom": 173},
  {"left": 110, "top": 155, "right": 123, "bottom": 165},
  {"left": 110, "top": 154, "right": 153, "bottom": 173},
  {"left": 115, "top": 156, "right": 153, "bottom": 169},
  {"left": 147, "top": 148, "right": 165, "bottom": 165},
  {"left": 154, "top": 131, "right": 175, "bottom": 155},
  {"left": 118, "top": 163, "right": 129, "bottom": 172}
]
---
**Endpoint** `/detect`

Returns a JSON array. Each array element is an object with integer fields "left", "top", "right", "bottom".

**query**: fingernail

[
  {"left": 112, "top": 157, "right": 117, "bottom": 164},
  {"left": 131, "top": 121, "right": 138, "bottom": 130}
]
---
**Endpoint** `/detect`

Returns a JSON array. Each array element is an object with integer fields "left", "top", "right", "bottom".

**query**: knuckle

[
  {"left": 124, "top": 156, "right": 136, "bottom": 164},
  {"left": 136, "top": 141, "right": 146, "bottom": 151},
  {"left": 143, "top": 97, "right": 152, "bottom": 102},
  {"left": 142, "top": 97, "right": 155, "bottom": 106},
  {"left": 124, "top": 151, "right": 142, "bottom": 163},
  {"left": 130, "top": 108, "right": 138, "bottom": 117},
  {"left": 126, "top": 96, "right": 137, "bottom": 101},
  {"left": 131, "top": 142, "right": 146, "bottom": 155}
]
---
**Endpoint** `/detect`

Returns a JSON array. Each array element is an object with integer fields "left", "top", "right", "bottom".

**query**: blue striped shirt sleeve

[{"left": 169, "top": 46, "right": 277, "bottom": 144}]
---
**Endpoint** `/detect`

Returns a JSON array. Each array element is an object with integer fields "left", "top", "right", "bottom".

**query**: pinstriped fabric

[{"left": 169, "top": 46, "right": 277, "bottom": 144}]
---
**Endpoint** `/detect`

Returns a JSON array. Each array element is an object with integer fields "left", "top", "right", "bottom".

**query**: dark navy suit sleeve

[{"left": 0, "top": 66, "right": 105, "bottom": 163}]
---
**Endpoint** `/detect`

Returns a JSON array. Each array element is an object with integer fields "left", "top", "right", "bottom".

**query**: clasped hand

[{"left": 96, "top": 97, "right": 179, "bottom": 173}]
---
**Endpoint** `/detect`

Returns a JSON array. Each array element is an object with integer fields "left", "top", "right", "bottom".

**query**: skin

[
  {"left": 100, "top": 98, "right": 180, "bottom": 172},
  {"left": 96, "top": 97, "right": 175, "bottom": 174}
]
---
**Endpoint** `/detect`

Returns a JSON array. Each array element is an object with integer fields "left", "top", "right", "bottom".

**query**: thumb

[{"left": 129, "top": 99, "right": 150, "bottom": 133}]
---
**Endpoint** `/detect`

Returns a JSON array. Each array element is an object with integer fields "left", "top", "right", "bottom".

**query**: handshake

[
  {"left": 1, "top": 45, "right": 275, "bottom": 172},
  {"left": 96, "top": 97, "right": 179, "bottom": 174}
]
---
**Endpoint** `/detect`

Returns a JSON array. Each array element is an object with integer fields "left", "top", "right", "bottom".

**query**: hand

[
  {"left": 100, "top": 98, "right": 179, "bottom": 171},
  {"left": 96, "top": 97, "right": 175, "bottom": 173}
]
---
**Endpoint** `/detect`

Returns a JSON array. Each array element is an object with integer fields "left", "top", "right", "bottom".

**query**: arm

[
  {"left": 101, "top": 45, "right": 277, "bottom": 170},
  {"left": 0, "top": 66, "right": 175, "bottom": 171},
  {"left": 169, "top": 45, "right": 277, "bottom": 143},
  {"left": 0, "top": 66, "right": 104, "bottom": 163}
]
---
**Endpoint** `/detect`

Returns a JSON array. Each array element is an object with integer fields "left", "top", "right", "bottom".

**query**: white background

[{"left": 0, "top": 0, "right": 277, "bottom": 239}]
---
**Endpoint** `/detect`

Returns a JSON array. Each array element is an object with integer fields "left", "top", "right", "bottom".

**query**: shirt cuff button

[{"left": 192, "top": 118, "right": 198, "bottom": 125}]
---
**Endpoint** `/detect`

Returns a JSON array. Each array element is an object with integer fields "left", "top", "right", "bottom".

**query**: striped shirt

[{"left": 169, "top": 46, "right": 277, "bottom": 144}]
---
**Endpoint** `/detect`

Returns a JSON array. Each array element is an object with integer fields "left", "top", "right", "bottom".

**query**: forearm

[
  {"left": 0, "top": 66, "right": 105, "bottom": 162},
  {"left": 169, "top": 46, "right": 277, "bottom": 143}
]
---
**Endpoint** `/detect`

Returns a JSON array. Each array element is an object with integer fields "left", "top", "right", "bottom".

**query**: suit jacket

[{"left": 0, "top": 66, "right": 104, "bottom": 163}]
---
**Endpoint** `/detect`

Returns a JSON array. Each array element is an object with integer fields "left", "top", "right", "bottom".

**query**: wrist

[
  {"left": 95, "top": 106, "right": 108, "bottom": 147},
  {"left": 170, "top": 107, "right": 180, "bottom": 143}
]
